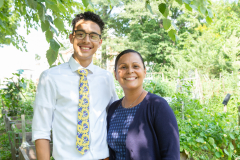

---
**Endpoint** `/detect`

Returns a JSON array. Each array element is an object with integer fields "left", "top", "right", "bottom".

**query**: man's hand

[{"left": 35, "top": 139, "right": 50, "bottom": 160}]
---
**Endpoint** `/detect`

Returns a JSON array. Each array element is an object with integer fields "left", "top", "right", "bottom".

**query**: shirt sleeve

[
  {"left": 154, "top": 98, "right": 180, "bottom": 159},
  {"left": 32, "top": 70, "right": 56, "bottom": 142}
]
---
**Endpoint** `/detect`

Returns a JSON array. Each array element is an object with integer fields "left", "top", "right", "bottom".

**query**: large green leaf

[
  {"left": 163, "top": 19, "right": 171, "bottom": 30},
  {"left": 158, "top": 3, "right": 169, "bottom": 18},
  {"left": 54, "top": 17, "right": 64, "bottom": 31},
  {"left": 38, "top": 4, "right": 45, "bottom": 22},
  {"left": 50, "top": 39, "right": 60, "bottom": 52},
  {"left": 45, "top": 30, "right": 53, "bottom": 42},
  {"left": 46, "top": 48, "right": 58, "bottom": 66},
  {"left": 0, "top": 0, "right": 4, "bottom": 8},
  {"left": 168, "top": 29, "right": 176, "bottom": 41},
  {"left": 41, "top": 20, "right": 50, "bottom": 32},
  {"left": 82, "top": 0, "right": 89, "bottom": 8}
]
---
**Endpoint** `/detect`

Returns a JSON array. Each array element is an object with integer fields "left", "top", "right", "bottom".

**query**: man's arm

[
  {"left": 32, "top": 71, "right": 56, "bottom": 159},
  {"left": 35, "top": 139, "right": 51, "bottom": 160}
]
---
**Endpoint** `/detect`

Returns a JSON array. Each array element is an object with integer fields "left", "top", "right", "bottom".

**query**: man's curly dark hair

[{"left": 71, "top": 11, "right": 104, "bottom": 34}]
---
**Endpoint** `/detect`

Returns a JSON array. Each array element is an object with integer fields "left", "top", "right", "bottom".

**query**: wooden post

[
  {"left": 182, "top": 102, "right": 184, "bottom": 120},
  {"left": 224, "top": 105, "right": 227, "bottom": 113},
  {"left": 21, "top": 115, "right": 29, "bottom": 148}
]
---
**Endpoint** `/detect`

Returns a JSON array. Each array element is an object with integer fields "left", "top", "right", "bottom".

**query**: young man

[{"left": 32, "top": 12, "right": 118, "bottom": 160}]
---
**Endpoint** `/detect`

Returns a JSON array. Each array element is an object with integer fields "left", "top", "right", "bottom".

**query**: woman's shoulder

[
  {"left": 146, "top": 92, "right": 168, "bottom": 105},
  {"left": 108, "top": 98, "right": 122, "bottom": 114},
  {"left": 145, "top": 92, "right": 173, "bottom": 112}
]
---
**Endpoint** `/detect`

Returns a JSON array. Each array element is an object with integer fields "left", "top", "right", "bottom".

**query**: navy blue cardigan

[{"left": 107, "top": 92, "right": 180, "bottom": 160}]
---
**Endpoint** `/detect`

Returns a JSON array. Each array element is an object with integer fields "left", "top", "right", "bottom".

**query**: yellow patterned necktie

[{"left": 76, "top": 69, "right": 90, "bottom": 154}]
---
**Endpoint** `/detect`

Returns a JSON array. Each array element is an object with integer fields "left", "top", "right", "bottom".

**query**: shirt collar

[{"left": 69, "top": 55, "right": 94, "bottom": 74}]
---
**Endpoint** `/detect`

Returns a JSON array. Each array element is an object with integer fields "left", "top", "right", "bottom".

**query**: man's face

[{"left": 69, "top": 20, "right": 102, "bottom": 63}]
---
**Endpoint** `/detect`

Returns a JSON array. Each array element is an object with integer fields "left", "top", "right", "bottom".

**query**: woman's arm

[{"left": 154, "top": 98, "right": 180, "bottom": 159}]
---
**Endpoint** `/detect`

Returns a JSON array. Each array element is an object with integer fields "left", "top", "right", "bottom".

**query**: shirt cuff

[{"left": 32, "top": 130, "right": 51, "bottom": 142}]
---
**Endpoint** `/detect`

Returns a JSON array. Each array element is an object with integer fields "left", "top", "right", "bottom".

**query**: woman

[{"left": 107, "top": 49, "right": 180, "bottom": 160}]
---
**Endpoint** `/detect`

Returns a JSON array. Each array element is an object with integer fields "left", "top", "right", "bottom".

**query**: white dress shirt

[{"left": 32, "top": 56, "right": 118, "bottom": 160}]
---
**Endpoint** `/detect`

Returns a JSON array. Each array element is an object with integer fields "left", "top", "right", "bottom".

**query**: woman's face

[{"left": 115, "top": 52, "right": 146, "bottom": 91}]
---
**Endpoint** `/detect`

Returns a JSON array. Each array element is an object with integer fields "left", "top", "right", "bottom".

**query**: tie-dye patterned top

[{"left": 107, "top": 103, "right": 141, "bottom": 160}]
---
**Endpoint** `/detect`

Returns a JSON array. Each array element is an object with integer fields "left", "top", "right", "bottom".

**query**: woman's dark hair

[
  {"left": 115, "top": 49, "right": 146, "bottom": 71},
  {"left": 72, "top": 11, "right": 104, "bottom": 34}
]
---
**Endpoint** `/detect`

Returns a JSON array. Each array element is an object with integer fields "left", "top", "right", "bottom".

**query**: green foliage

[
  {"left": 0, "top": 133, "right": 11, "bottom": 160},
  {"left": 0, "top": 0, "right": 87, "bottom": 66},
  {"left": 0, "top": 73, "right": 36, "bottom": 116},
  {"left": 163, "top": 2, "right": 240, "bottom": 78},
  {"left": 167, "top": 73, "right": 240, "bottom": 159},
  {"left": 143, "top": 79, "right": 173, "bottom": 97},
  {"left": 114, "top": 77, "right": 174, "bottom": 99},
  {"left": 1, "top": 0, "right": 212, "bottom": 67},
  {"left": 0, "top": 118, "right": 11, "bottom": 160}
]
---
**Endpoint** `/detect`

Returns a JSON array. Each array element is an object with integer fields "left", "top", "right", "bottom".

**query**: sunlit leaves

[{"left": 163, "top": 19, "right": 171, "bottom": 30}]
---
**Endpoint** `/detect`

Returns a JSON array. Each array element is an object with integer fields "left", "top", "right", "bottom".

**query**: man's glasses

[{"left": 73, "top": 30, "right": 101, "bottom": 42}]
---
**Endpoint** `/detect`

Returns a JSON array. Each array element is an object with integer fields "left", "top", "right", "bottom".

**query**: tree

[
  {"left": 0, "top": 0, "right": 88, "bottom": 66},
  {"left": 0, "top": 0, "right": 213, "bottom": 66},
  {"left": 164, "top": 2, "right": 240, "bottom": 77}
]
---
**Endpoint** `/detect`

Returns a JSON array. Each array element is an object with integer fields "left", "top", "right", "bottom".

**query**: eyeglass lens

[{"left": 75, "top": 30, "right": 100, "bottom": 41}]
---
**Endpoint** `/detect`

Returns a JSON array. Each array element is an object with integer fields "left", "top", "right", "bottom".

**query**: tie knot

[{"left": 78, "top": 69, "right": 89, "bottom": 76}]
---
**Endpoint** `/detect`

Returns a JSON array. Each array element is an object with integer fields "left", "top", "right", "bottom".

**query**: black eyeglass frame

[{"left": 73, "top": 30, "right": 102, "bottom": 40}]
